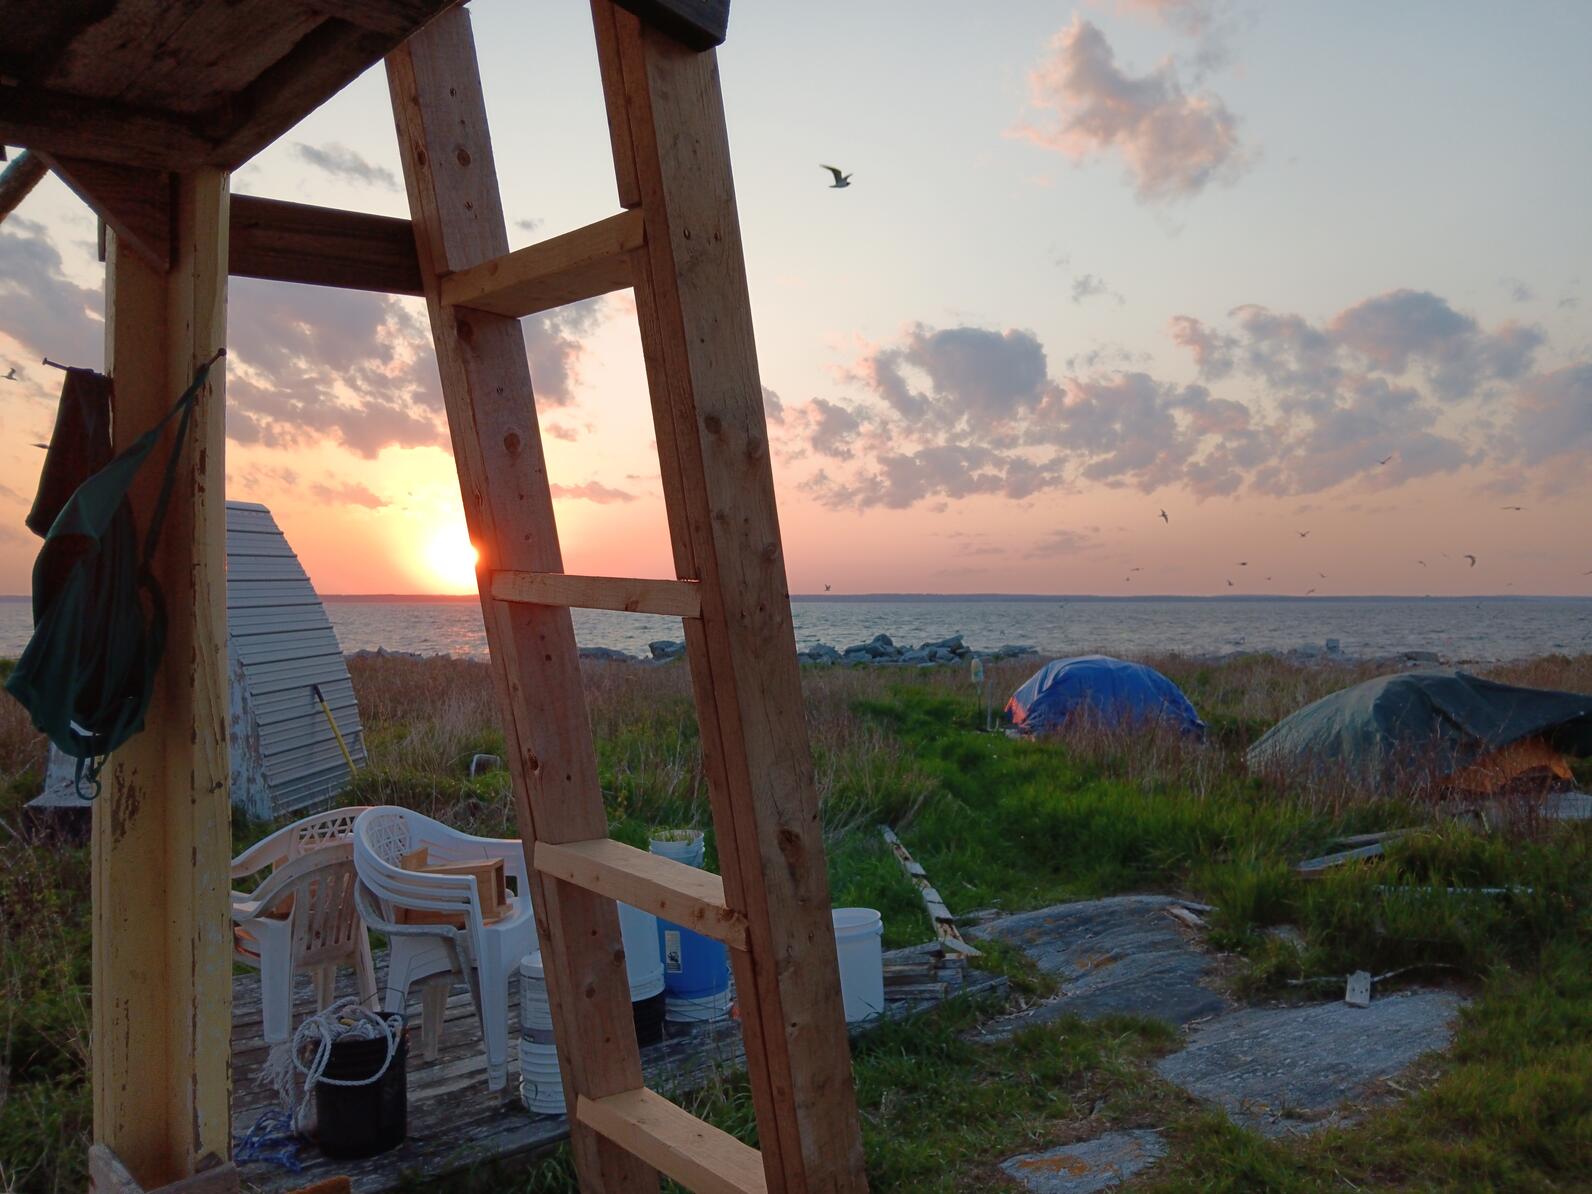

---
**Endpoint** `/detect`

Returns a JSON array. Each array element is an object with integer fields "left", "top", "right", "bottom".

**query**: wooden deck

[{"left": 233, "top": 944, "right": 1005, "bottom": 1192}]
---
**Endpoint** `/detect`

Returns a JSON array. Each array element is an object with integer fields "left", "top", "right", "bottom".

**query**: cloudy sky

[{"left": 2, "top": 0, "right": 1590, "bottom": 596}]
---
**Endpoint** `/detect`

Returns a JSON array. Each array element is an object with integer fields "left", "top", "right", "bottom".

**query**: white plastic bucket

[
  {"left": 518, "top": 952, "right": 553, "bottom": 1032},
  {"left": 648, "top": 829, "right": 705, "bottom": 869},
  {"left": 832, "top": 908, "right": 885, "bottom": 1024},
  {"left": 619, "top": 901, "right": 665, "bottom": 1000},
  {"left": 518, "top": 1039, "right": 565, "bottom": 1114},
  {"left": 665, "top": 984, "right": 733, "bottom": 1024}
]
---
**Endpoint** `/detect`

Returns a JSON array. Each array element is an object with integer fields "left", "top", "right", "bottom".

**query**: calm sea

[{"left": 4, "top": 596, "right": 1588, "bottom": 663}]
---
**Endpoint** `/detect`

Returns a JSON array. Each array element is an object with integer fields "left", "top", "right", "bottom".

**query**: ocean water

[{"left": 6, "top": 596, "right": 1587, "bottom": 663}]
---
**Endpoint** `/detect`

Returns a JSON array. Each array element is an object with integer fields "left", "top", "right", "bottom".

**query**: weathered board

[{"left": 232, "top": 943, "right": 1001, "bottom": 1193}]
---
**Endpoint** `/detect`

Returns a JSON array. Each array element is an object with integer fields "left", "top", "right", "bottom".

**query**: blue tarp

[{"left": 1005, "top": 655, "right": 1206, "bottom": 737}]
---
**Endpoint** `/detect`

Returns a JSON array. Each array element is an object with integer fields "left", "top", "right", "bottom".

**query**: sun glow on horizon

[{"left": 423, "top": 523, "right": 480, "bottom": 593}]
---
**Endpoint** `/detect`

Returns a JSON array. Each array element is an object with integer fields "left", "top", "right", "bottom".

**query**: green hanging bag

[{"left": 5, "top": 351, "right": 223, "bottom": 797}]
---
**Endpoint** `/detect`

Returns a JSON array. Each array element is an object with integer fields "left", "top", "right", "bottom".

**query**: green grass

[{"left": 4, "top": 651, "right": 1592, "bottom": 1191}]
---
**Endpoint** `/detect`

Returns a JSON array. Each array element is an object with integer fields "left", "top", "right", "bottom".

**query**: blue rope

[{"left": 236, "top": 1109, "right": 304, "bottom": 1173}]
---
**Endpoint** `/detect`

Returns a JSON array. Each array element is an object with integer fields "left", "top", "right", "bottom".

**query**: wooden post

[
  {"left": 92, "top": 169, "right": 232, "bottom": 1188},
  {"left": 387, "top": 12, "right": 656, "bottom": 1190},
  {"left": 595, "top": 7, "right": 869, "bottom": 1189}
]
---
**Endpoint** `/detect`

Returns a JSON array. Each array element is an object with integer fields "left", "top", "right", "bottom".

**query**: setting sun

[{"left": 423, "top": 523, "right": 480, "bottom": 593}]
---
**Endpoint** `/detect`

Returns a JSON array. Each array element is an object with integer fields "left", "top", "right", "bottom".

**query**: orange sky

[{"left": 3, "top": 2, "right": 1590, "bottom": 597}]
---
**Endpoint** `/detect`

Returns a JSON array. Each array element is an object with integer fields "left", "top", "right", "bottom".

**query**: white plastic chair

[
  {"left": 351, "top": 805, "right": 537, "bottom": 1091},
  {"left": 231, "top": 842, "right": 377, "bottom": 1044},
  {"left": 229, "top": 805, "right": 371, "bottom": 877}
]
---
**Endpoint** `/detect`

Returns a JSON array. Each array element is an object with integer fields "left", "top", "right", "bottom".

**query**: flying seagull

[
  {"left": 1464, "top": 554, "right": 1477, "bottom": 567},
  {"left": 1159, "top": 509, "right": 1169, "bottom": 524},
  {"left": 1236, "top": 561, "right": 1249, "bottom": 566},
  {"left": 1500, "top": 505, "right": 1525, "bottom": 512},
  {"left": 1306, "top": 587, "right": 1317, "bottom": 595},
  {"left": 1129, "top": 567, "right": 1142, "bottom": 572},
  {"left": 824, "top": 583, "right": 832, "bottom": 592},
  {"left": 1417, "top": 559, "right": 1427, "bottom": 567},
  {"left": 1378, "top": 454, "right": 1394, "bottom": 466},
  {"left": 2, "top": 367, "right": 16, "bottom": 381},
  {"left": 1297, "top": 530, "right": 1310, "bottom": 538},
  {"left": 1226, "top": 579, "right": 1235, "bottom": 587},
  {"left": 1318, "top": 572, "right": 1327, "bottom": 579},
  {"left": 821, "top": 165, "right": 852, "bottom": 189}
]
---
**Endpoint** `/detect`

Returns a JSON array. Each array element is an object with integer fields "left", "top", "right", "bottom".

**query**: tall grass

[{"left": 3, "top": 648, "right": 1591, "bottom": 1191}]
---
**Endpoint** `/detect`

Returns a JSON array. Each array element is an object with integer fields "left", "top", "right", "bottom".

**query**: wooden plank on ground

[
  {"left": 94, "top": 171, "right": 231, "bottom": 1188},
  {"left": 1295, "top": 841, "right": 1386, "bottom": 878},
  {"left": 233, "top": 943, "right": 1000, "bottom": 1192},
  {"left": 228, "top": 195, "right": 422, "bottom": 294},
  {"left": 880, "top": 827, "right": 980, "bottom": 957},
  {"left": 386, "top": 11, "right": 655, "bottom": 1190},
  {"left": 491, "top": 570, "right": 700, "bottom": 617},
  {"left": 594, "top": 6, "right": 868, "bottom": 1188}
]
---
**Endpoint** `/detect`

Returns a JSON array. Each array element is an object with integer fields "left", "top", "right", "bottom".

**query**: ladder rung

[
  {"left": 535, "top": 839, "right": 748, "bottom": 950},
  {"left": 491, "top": 569, "right": 700, "bottom": 617},
  {"left": 439, "top": 209, "right": 644, "bottom": 317},
  {"left": 577, "top": 1088, "right": 767, "bottom": 1194}
]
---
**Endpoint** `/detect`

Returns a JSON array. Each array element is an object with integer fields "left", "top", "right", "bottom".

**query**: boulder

[
  {"left": 579, "top": 646, "right": 635, "bottom": 662},
  {"left": 1402, "top": 649, "right": 1441, "bottom": 664},
  {"left": 900, "top": 648, "right": 933, "bottom": 664},
  {"left": 648, "top": 640, "right": 686, "bottom": 660},
  {"left": 807, "top": 642, "right": 843, "bottom": 662},
  {"left": 922, "top": 633, "right": 965, "bottom": 653}
]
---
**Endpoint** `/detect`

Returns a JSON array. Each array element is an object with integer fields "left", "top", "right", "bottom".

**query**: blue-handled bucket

[{"left": 650, "top": 830, "right": 731, "bottom": 1022}]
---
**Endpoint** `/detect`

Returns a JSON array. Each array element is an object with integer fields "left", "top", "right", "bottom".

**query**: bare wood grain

[
  {"left": 95, "top": 169, "right": 231, "bottom": 1188},
  {"left": 386, "top": 12, "right": 656, "bottom": 1190},
  {"left": 490, "top": 570, "right": 700, "bottom": 617},
  {"left": 594, "top": 6, "right": 868, "bottom": 1189},
  {"left": 439, "top": 210, "right": 642, "bottom": 317},
  {"left": 228, "top": 194, "right": 422, "bottom": 294},
  {"left": 535, "top": 839, "right": 748, "bottom": 949}
]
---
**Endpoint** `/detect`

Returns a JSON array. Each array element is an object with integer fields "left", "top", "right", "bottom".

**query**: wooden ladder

[{"left": 386, "top": 5, "right": 869, "bottom": 1192}]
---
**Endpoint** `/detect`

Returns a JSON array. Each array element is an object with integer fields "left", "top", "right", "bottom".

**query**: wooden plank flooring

[{"left": 234, "top": 944, "right": 1003, "bottom": 1192}]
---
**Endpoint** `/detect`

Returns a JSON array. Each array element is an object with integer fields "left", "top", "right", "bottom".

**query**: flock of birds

[
  {"left": 6, "top": 171, "right": 1586, "bottom": 594},
  {"left": 1134, "top": 498, "right": 1565, "bottom": 594}
]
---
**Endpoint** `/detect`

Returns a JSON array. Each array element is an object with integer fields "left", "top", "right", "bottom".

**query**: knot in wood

[
  {"left": 456, "top": 147, "right": 472, "bottom": 168},
  {"left": 525, "top": 752, "right": 541, "bottom": 773},
  {"left": 502, "top": 430, "right": 521, "bottom": 455},
  {"left": 762, "top": 541, "right": 779, "bottom": 562},
  {"left": 703, "top": 414, "right": 723, "bottom": 435},
  {"left": 776, "top": 826, "right": 804, "bottom": 868}
]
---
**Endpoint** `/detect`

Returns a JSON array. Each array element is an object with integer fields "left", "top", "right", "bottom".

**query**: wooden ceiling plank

[
  {"left": 39, "top": 152, "right": 174, "bottom": 270},
  {"left": 0, "top": 86, "right": 211, "bottom": 170},
  {"left": 299, "top": 0, "right": 454, "bottom": 39},
  {"left": 207, "top": 11, "right": 453, "bottom": 169}
]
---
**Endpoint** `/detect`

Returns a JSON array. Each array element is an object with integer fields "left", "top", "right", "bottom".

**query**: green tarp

[{"left": 1246, "top": 669, "right": 1592, "bottom": 787}]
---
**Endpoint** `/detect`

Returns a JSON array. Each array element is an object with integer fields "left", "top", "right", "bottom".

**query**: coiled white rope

[{"left": 262, "top": 997, "right": 403, "bottom": 1135}]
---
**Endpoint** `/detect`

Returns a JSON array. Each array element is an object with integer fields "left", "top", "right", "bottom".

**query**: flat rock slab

[
  {"left": 1155, "top": 989, "right": 1465, "bottom": 1137},
  {"left": 1000, "top": 1130, "right": 1167, "bottom": 1193},
  {"left": 971, "top": 896, "right": 1229, "bottom": 1039}
]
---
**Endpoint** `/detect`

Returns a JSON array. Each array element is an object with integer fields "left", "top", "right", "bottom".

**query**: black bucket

[
  {"left": 632, "top": 990, "right": 666, "bottom": 1047},
  {"left": 314, "top": 1028, "right": 408, "bottom": 1159}
]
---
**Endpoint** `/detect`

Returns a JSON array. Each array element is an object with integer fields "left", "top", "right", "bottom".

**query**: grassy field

[{"left": 3, "top": 651, "right": 1590, "bottom": 1191}]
